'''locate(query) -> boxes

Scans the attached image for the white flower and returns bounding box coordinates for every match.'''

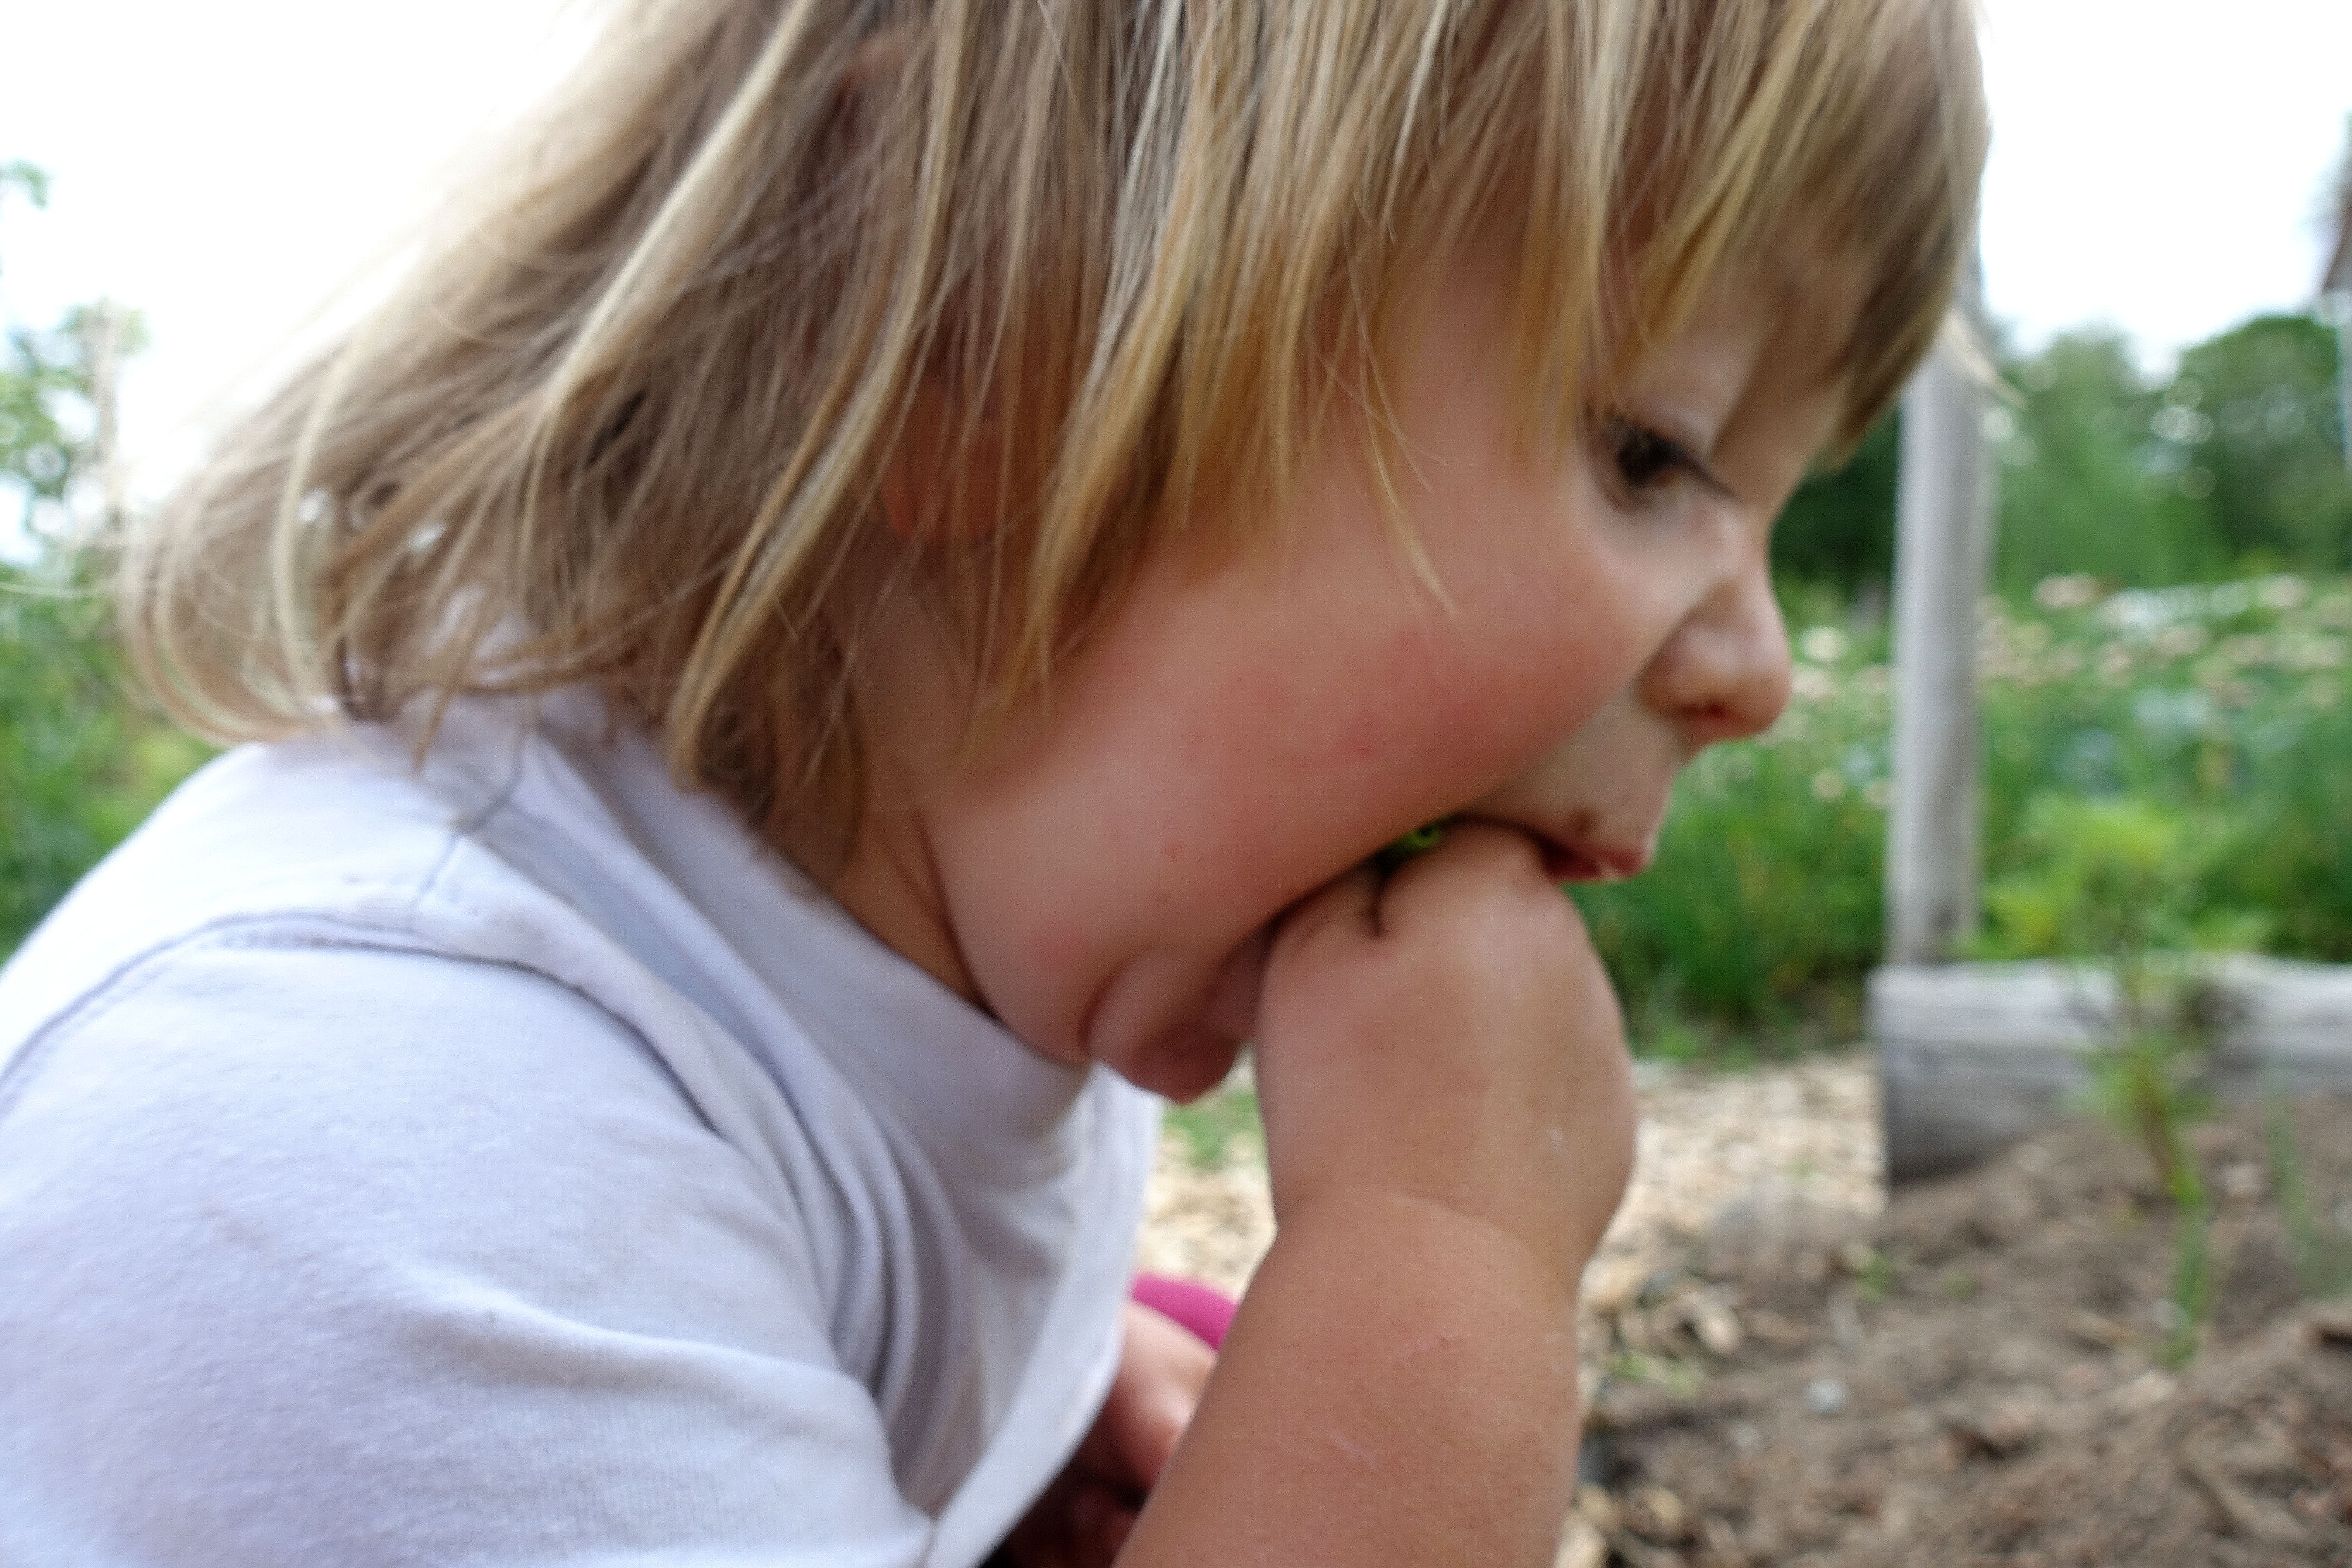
[1790,667,1838,704]
[2154,625,2209,660]
[2219,635,2271,668]
[2259,575,2310,612]
[1798,625,1850,664]
[2034,573,2102,612]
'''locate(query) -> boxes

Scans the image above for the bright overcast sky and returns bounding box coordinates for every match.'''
[3,0,2350,512]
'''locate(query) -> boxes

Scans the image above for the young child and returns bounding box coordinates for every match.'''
[0,2,1984,1562]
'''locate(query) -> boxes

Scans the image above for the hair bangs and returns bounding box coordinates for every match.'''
[1593,0,1988,453]
[123,0,1988,846]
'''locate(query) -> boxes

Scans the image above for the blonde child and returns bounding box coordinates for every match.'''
[0,2,1984,1563]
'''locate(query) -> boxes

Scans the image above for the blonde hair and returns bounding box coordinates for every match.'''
[123,0,1987,844]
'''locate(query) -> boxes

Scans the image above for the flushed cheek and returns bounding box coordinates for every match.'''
[1412,600,1651,773]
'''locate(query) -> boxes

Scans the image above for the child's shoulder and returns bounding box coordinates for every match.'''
[0,695,755,1182]
[0,697,1158,1564]
[0,733,943,1561]
[0,701,725,1213]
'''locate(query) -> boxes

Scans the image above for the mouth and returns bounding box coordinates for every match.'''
[1394,813,1655,884]
[1537,837,1649,884]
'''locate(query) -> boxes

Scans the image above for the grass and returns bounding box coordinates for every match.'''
[1163,1085,1262,1170]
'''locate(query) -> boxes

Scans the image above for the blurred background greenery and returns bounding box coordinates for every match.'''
[1,160,208,957]
[5,148,2352,1054]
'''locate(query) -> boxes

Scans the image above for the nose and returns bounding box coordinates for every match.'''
[1637,551,1791,749]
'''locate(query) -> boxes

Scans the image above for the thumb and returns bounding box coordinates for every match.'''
[1268,860,1381,968]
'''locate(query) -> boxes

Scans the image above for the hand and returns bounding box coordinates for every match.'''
[1098,828,1634,1567]
[997,1300,1216,1568]
[1251,822,1635,1301]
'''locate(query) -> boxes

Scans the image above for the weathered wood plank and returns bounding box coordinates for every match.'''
[1873,958,2352,1182]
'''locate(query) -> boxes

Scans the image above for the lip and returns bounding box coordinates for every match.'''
[1539,838,1650,883]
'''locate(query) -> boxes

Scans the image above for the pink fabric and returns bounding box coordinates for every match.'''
[1130,1274,1236,1351]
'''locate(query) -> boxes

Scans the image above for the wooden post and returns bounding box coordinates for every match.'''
[2332,295,2351,481]
[2337,305,2351,479]
[1884,257,1995,964]
[76,299,126,541]
[2328,196,2351,477]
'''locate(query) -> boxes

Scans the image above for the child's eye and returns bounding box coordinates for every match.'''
[1599,415,1702,502]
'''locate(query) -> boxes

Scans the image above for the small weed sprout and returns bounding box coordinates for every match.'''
[2264,1085,2352,1301]
[1850,1246,1896,1303]
[1976,798,2254,1360]
[1980,800,2226,1193]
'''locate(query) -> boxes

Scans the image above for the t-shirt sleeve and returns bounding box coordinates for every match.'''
[0,937,937,1568]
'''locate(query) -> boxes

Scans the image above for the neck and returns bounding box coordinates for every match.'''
[770,585,986,1010]
[816,790,980,1007]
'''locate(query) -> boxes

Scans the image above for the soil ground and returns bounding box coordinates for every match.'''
[1137,1058,2352,1568]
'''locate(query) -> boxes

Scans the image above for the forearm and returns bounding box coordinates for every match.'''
[1115,1194,1583,1568]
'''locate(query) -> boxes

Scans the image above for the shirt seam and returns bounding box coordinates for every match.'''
[0,827,467,1130]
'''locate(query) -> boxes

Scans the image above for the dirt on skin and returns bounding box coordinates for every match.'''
[1138,1065,2352,1568]
[1577,1097,2352,1568]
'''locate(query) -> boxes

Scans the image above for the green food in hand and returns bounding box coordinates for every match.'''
[1378,819,1452,870]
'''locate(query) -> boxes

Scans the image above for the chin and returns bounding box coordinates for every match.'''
[1114,1027,1247,1104]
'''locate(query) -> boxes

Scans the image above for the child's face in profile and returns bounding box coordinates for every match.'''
[842,255,1855,1100]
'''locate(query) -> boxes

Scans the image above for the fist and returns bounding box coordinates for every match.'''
[1250,823,1635,1298]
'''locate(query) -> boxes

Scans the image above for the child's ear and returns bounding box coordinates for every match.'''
[878,380,1009,545]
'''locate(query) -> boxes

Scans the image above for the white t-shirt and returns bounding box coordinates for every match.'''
[0,690,1160,1567]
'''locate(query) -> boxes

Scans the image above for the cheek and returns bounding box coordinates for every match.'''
[1399,531,1663,764]
[937,447,1662,1065]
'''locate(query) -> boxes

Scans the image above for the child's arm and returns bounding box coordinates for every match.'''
[1121,824,1635,1566]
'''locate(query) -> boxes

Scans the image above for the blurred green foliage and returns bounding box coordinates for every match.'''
[1,159,82,511]
[1772,413,1902,589]
[1574,704,1885,1041]
[1587,574,2352,1043]
[0,563,210,954]
[1771,314,2352,598]
[2171,315,2352,570]
[1996,332,2229,589]
[1973,797,2267,964]
[1694,286,2352,1050]
[1,162,205,960]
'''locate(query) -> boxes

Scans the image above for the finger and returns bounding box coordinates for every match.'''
[1269,858,1381,959]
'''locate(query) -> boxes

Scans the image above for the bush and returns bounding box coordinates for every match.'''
[0,560,208,957]
[1574,617,1890,1040]
[1760,316,2352,600]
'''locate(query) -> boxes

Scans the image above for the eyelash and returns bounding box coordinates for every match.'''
[1599,416,1703,503]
